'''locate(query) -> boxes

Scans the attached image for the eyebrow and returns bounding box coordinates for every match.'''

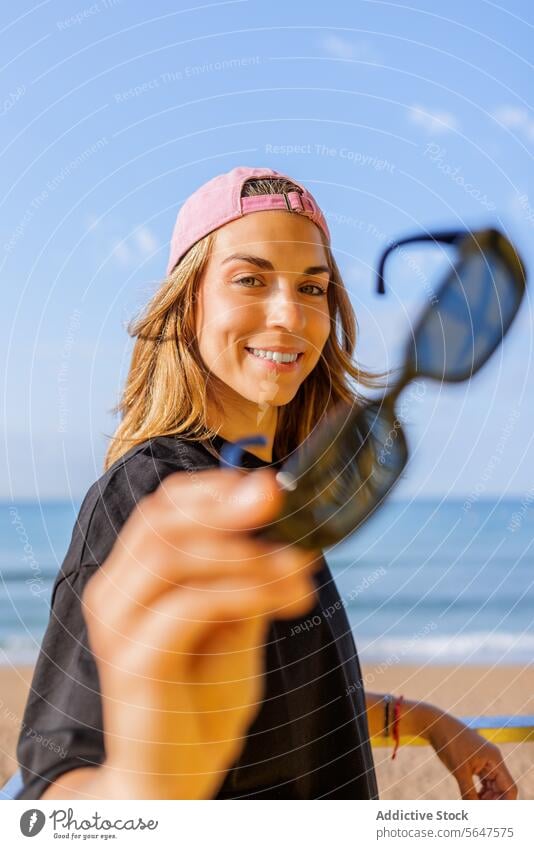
[221,253,330,276]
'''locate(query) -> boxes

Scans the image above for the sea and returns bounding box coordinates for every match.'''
[1,497,533,666]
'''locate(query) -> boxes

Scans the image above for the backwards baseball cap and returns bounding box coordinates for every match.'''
[166,165,331,276]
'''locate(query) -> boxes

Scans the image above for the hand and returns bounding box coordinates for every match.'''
[417,705,518,800]
[82,466,322,799]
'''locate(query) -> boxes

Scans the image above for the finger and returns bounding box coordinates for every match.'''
[493,767,518,800]
[84,533,320,636]
[94,572,317,675]
[478,778,499,800]
[88,465,319,602]
[95,580,272,678]
[84,532,307,623]
[105,468,280,575]
[455,770,478,800]
[193,616,271,742]
[140,572,318,653]
[478,759,518,800]
[167,569,318,623]
[106,614,271,761]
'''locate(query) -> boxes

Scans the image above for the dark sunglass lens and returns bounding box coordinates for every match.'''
[259,403,407,548]
[412,246,521,381]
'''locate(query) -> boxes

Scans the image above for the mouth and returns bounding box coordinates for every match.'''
[244,346,304,371]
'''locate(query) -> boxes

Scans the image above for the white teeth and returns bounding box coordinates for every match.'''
[248,348,299,363]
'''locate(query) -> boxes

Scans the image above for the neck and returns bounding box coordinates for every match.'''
[207,392,278,463]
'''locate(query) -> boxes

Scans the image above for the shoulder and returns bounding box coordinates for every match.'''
[60,436,219,578]
[89,434,219,508]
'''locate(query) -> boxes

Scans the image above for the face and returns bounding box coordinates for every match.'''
[194,211,332,412]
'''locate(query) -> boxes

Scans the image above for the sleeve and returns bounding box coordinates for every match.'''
[15,566,104,799]
[15,464,140,800]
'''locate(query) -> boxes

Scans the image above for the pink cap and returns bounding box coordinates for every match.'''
[166,165,331,276]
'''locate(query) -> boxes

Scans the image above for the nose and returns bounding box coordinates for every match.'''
[264,282,306,334]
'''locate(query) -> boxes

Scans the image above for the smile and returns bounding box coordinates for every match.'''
[245,347,304,370]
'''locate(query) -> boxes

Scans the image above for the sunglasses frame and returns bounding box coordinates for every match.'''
[385,228,527,387]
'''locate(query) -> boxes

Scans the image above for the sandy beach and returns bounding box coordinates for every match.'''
[0,665,34,792]
[0,663,532,799]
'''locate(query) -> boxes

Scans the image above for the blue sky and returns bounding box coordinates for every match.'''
[1,0,533,499]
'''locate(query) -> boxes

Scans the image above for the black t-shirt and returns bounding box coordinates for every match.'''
[16,435,378,799]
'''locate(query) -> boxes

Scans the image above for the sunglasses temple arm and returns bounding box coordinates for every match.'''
[218,435,268,470]
[376,230,463,295]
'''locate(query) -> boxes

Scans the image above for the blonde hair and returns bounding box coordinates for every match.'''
[104,177,384,470]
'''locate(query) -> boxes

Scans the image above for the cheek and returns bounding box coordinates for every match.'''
[195,290,227,351]
[311,308,332,355]
[196,299,247,369]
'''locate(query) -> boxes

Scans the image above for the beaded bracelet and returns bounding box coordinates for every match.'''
[391,695,404,760]
[383,694,393,738]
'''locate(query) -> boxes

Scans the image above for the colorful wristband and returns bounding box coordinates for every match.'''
[391,695,404,760]
[383,694,393,738]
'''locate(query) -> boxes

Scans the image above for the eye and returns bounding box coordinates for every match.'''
[234,275,264,288]
[300,283,328,296]
[233,276,327,295]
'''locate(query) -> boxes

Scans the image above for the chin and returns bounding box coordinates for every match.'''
[255,383,302,405]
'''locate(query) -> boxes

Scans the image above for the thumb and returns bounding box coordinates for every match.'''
[234,466,281,501]
[216,469,284,530]
[158,467,284,533]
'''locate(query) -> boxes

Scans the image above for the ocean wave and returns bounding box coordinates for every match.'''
[2,631,533,668]
[0,634,41,666]
[345,596,532,613]
[358,631,534,664]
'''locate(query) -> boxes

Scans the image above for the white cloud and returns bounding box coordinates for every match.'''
[135,225,159,256]
[320,35,382,64]
[86,215,159,267]
[492,105,534,142]
[408,104,460,135]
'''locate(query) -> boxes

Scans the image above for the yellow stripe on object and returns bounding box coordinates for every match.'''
[371,716,534,747]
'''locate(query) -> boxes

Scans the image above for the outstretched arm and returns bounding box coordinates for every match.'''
[365,691,517,800]
[39,467,320,800]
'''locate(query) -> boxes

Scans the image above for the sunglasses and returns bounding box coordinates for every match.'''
[220,228,527,550]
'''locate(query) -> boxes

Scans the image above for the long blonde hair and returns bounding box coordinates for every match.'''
[104,177,383,470]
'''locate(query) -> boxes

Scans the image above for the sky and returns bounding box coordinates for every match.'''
[1,0,533,500]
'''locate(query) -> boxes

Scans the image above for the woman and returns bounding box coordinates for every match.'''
[16,167,516,800]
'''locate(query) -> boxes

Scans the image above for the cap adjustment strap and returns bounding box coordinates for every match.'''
[284,190,305,212]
